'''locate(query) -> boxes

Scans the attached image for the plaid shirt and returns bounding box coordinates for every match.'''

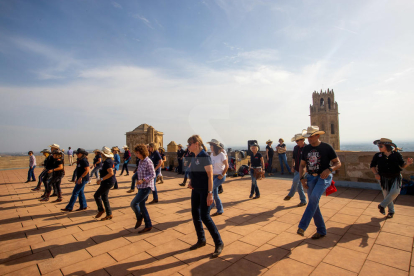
[135,157,156,191]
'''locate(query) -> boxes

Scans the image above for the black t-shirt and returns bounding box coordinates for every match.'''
[293,144,306,172]
[150,151,161,173]
[76,158,90,182]
[266,145,274,158]
[177,149,185,158]
[93,154,102,167]
[301,142,337,175]
[370,151,404,178]
[100,159,115,184]
[45,156,55,170]
[52,159,64,175]
[250,152,263,167]
[190,150,212,190]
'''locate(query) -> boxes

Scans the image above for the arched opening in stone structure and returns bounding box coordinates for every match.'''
[331,123,335,134]
[328,98,331,109]
[320,98,324,107]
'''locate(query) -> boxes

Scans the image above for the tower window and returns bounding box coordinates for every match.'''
[320,98,324,107]
[328,98,331,109]
[331,124,335,134]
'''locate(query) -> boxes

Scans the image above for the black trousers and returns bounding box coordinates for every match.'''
[72,168,77,182]
[35,170,47,189]
[191,189,223,246]
[177,158,183,174]
[94,182,114,216]
[121,163,129,175]
[42,172,52,192]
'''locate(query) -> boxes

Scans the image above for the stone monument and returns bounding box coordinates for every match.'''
[125,124,164,150]
[167,141,178,153]
[309,88,340,150]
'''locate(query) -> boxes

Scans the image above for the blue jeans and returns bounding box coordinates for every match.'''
[288,172,307,204]
[250,169,260,196]
[380,178,401,214]
[130,173,138,190]
[298,174,332,235]
[211,175,226,214]
[28,166,36,181]
[278,154,291,173]
[90,166,100,178]
[152,170,159,201]
[130,187,152,228]
[65,179,88,211]
[191,189,223,246]
[184,167,191,178]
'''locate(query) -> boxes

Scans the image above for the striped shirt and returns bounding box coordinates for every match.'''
[135,157,156,191]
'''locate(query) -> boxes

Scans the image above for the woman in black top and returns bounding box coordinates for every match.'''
[95,147,115,221]
[187,135,224,258]
[40,150,64,202]
[276,138,291,175]
[370,138,413,218]
[249,142,264,199]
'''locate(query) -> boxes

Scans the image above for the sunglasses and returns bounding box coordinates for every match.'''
[378,145,384,148]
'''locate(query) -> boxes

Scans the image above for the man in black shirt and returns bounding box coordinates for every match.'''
[297,126,341,239]
[370,138,413,217]
[265,139,274,175]
[177,144,185,174]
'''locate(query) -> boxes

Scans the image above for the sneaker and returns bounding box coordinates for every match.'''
[211,212,223,217]
[126,189,135,193]
[297,228,305,236]
[284,196,292,201]
[148,200,158,204]
[253,195,260,199]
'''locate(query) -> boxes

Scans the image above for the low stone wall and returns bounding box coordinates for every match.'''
[2,151,413,183]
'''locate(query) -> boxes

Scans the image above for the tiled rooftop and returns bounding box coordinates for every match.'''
[0,167,413,275]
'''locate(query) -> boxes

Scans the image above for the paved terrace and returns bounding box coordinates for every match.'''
[0,167,413,276]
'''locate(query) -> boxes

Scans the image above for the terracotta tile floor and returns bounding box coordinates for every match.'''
[0,167,413,275]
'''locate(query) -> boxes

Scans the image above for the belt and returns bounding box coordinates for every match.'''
[311,173,319,176]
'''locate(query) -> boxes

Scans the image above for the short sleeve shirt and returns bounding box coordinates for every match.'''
[211,152,227,175]
[149,151,161,173]
[76,158,90,182]
[266,145,274,158]
[100,159,115,184]
[190,150,212,190]
[250,152,263,167]
[301,142,337,175]
[370,151,404,178]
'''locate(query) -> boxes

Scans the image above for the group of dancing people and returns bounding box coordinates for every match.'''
[28,126,413,257]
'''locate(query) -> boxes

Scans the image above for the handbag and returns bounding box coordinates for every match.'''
[253,168,265,180]
[326,180,337,196]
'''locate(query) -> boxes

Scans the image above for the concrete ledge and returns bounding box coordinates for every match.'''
[334,180,381,190]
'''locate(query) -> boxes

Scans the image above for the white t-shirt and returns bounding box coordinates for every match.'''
[211,152,227,175]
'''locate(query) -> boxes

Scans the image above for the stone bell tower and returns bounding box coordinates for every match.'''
[310,88,340,150]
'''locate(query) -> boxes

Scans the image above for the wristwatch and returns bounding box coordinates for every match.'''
[208,191,213,194]
[328,167,333,172]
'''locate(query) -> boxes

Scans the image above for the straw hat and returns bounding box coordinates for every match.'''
[177,144,183,148]
[93,149,101,153]
[111,146,120,152]
[266,139,273,144]
[40,149,50,154]
[291,133,306,142]
[122,145,129,149]
[207,139,222,148]
[101,147,114,158]
[302,126,325,138]
[373,138,397,148]
[49,143,60,149]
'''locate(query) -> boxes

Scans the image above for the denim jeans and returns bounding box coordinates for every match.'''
[113,169,118,189]
[191,189,223,246]
[380,178,401,214]
[28,166,36,181]
[65,179,88,210]
[267,157,273,173]
[287,172,307,204]
[250,169,260,197]
[298,174,332,235]
[94,182,114,216]
[184,167,190,178]
[130,173,138,190]
[278,153,291,173]
[35,170,46,189]
[211,175,226,214]
[130,187,152,228]
[90,166,100,178]
[152,170,160,201]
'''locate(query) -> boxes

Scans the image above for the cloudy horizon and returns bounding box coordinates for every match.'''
[1,0,413,152]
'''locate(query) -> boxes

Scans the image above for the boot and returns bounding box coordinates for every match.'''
[159,176,164,184]
[53,193,62,202]
[50,192,58,197]
[179,176,187,186]
[156,176,160,183]
[40,192,51,201]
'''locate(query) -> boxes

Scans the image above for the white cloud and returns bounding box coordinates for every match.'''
[132,14,154,29]
[111,1,122,9]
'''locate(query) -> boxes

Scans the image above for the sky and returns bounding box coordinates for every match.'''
[0,0,413,153]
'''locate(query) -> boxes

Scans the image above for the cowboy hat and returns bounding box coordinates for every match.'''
[266,139,273,144]
[40,149,51,154]
[93,149,101,153]
[122,145,129,149]
[207,139,222,148]
[373,138,397,148]
[291,133,306,142]
[111,146,120,152]
[101,146,114,158]
[177,144,183,148]
[302,126,325,138]
[49,143,60,149]
[51,149,63,155]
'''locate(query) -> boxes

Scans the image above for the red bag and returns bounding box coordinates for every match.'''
[326,180,337,196]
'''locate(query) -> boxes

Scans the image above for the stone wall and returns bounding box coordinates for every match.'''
[2,152,413,183]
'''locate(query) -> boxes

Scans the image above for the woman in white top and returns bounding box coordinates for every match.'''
[207,139,228,216]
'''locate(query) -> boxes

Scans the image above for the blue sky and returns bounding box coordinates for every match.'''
[0,0,413,152]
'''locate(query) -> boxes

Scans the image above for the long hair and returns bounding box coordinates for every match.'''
[187,135,207,151]
[148,142,158,152]
[211,144,221,155]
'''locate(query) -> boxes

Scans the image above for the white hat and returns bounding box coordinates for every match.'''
[122,145,129,149]
[101,146,114,158]
[207,139,223,148]
[291,133,306,142]
[302,126,325,138]
[49,143,60,149]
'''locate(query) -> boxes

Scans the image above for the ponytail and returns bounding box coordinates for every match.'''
[201,143,207,151]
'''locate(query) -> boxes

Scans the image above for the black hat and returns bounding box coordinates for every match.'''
[76,148,87,155]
